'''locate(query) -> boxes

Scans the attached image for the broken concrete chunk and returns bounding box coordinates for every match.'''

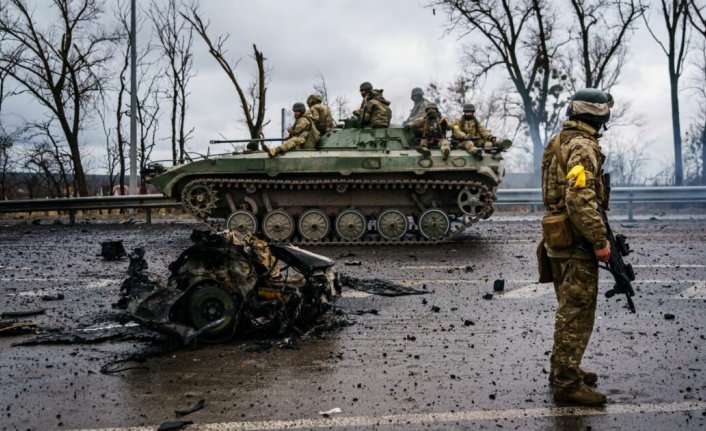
[101,240,127,260]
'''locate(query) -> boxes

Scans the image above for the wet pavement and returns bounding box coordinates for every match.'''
[1,214,705,430]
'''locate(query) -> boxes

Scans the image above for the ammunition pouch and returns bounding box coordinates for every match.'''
[536,238,553,283]
[541,212,574,249]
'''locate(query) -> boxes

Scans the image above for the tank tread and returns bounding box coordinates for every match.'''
[180,177,495,245]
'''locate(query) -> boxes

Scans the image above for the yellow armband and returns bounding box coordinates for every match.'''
[567,165,586,188]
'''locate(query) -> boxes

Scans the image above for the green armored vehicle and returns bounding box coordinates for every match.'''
[145,125,510,244]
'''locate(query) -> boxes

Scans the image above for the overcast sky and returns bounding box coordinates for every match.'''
[3,0,704,179]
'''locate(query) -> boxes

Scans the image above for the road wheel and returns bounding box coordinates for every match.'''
[377,209,408,240]
[262,209,295,242]
[298,209,330,242]
[418,208,450,240]
[335,209,366,241]
[187,282,240,343]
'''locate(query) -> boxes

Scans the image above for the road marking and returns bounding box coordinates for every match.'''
[673,281,706,299]
[340,290,372,298]
[633,264,706,268]
[69,400,706,431]
[402,264,706,270]
[501,283,553,298]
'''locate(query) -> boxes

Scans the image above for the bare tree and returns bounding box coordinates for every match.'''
[135,75,160,193]
[331,95,350,121]
[182,6,269,139]
[567,0,646,90]
[432,0,567,178]
[313,71,329,105]
[150,0,194,165]
[602,136,650,185]
[22,120,74,198]
[685,40,706,184]
[0,0,117,196]
[644,0,691,185]
[97,107,119,194]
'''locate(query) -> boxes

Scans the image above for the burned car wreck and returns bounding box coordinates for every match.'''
[119,230,339,345]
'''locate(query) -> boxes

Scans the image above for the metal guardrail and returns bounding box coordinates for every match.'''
[0,187,705,224]
[496,186,706,221]
[496,186,706,204]
[0,194,180,224]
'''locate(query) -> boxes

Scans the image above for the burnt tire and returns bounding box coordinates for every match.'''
[187,282,240,342]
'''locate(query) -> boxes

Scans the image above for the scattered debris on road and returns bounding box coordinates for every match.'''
[338,274,429,296]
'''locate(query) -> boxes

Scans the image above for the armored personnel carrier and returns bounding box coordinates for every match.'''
[145,125,510,244]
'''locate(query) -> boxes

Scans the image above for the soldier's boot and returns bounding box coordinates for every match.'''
[441,147,450,160]
[416,146,431,157]
[553,384,607,407]
[468,147,483,160]
[581,370,598,385]
[261,143,278,158]
[549,369,598,385]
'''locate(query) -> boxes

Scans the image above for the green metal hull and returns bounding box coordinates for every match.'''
[146,126,508,243]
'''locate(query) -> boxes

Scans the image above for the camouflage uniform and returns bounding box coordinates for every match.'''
[269,113,320,156]
[353,90,392,127]
[452,117,496,154]
[406,98,430,124]
[306,94,335,134]
[541,119,607,393]
[409,114,451,157]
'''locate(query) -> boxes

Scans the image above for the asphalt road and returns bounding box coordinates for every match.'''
[1,214,705,430]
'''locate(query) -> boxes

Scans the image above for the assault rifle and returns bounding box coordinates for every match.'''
[600,173,636,313]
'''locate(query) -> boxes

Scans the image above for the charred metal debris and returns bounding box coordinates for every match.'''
[118,230,340,346]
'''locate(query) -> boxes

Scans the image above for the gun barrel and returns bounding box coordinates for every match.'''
[210,138,285,144]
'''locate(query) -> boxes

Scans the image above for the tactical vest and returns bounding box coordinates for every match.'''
[302,115,320,150]
[541,129,605,211]
[458,117,481,134]
[422,118,447,139]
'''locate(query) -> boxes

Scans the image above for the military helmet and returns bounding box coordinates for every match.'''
[359,82,373,91]
[463,103,476,113]
[306,94,322,106]
[425,102,438,111]
[292,102,306,113]
[411,87,424,97]
[566,88,613,125]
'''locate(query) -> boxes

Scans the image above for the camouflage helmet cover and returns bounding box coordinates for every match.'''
[411,87,424,97]
[292,102,306,112]
[566,88,613,125]
[359,81,373,91]
[463,103,476,112]
[425,102,438,111]
[306,94,322,106]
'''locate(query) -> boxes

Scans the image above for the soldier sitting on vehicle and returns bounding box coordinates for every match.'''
[352,81,392,128]
[262,102,320,158]
[403,87,431,126]
[306,94,335,134]
[452,103,497,160]
[407,103,451,160]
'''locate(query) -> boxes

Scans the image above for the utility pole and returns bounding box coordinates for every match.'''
[129,0,137,195]
[281,108,285,139]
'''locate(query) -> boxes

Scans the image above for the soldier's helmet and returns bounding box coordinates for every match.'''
[463,103,476,113]
[359,82,373,91]
[307,94,322,107]
[411,87,424,97]
[292,102,306,113]
[566,88,614,125]
[425,102,438,112]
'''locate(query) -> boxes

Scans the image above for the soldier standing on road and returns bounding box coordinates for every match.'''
[262,102,319,158]
[452,103,497,159]
[404,87,430,126]
[538,88,614,406]
[353,82,392,128]
[306,94,335,134]
[407,103,451,160]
